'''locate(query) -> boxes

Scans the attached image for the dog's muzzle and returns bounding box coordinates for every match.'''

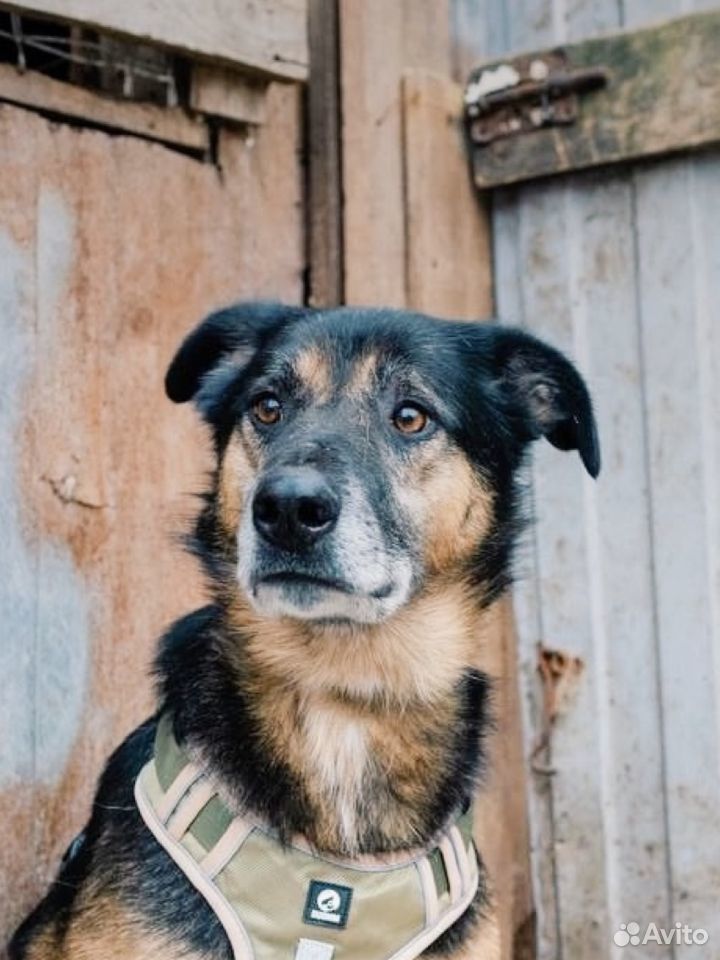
[238,466,414,624]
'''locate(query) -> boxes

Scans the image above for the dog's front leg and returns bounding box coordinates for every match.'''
[431,907,501,960]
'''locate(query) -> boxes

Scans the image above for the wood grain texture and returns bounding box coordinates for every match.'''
[632,152,720,946]
[0,81,303,942]
[190,65,268,126]
[339,0,408,307]
[468,9,720,188]
[339,0,454,307]
[487,0,720,955]
[402,70,492,319]
[2,0,309,81]
[338,5,532,953]
[0,63,209,150]
[307,0,343,306]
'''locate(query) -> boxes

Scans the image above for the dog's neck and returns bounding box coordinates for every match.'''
[159,585,492,855]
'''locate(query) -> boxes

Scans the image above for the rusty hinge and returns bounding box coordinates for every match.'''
[464,50,607,146]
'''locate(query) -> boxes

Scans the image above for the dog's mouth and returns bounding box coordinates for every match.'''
[253,571,394,600]
[257,571,352,593]
[247,569,402,623]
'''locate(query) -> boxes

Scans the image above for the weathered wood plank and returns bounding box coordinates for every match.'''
[489,2,687,954]
[402,70,492,318]
[567,174,670,941]
[515,183,617,960]
[0,63,209,150]
[450,0,507,82]
[339,0,407,307]
[307,0,343,307]
[339,0,454,307]
[190,65,267,126]
[482,0,720,953]
[633,154,720,949]
[2,0,309,81]
[493,187,562,960]
[467,10,720,188]
[0,108,41,921]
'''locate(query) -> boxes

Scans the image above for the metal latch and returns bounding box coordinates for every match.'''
[464,50,607,146]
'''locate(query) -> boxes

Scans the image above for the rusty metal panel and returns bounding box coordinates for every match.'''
[467,0,720,956]
[0,82,303,938]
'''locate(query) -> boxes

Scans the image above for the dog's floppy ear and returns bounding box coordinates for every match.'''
[165,301,308,414]
[493,327,600,478]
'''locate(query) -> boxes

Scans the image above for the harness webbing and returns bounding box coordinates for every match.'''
[135,714,479,960]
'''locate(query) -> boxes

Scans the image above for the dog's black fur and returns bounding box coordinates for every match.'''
[10,303,598,959]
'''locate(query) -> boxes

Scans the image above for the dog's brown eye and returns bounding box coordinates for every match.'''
[393,404,429,435]
[253,394,282,425]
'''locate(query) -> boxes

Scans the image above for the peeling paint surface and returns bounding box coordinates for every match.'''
[0,228,35,786]
[34,189,92,786]
[0,205,91,791]
[0,80,304,938]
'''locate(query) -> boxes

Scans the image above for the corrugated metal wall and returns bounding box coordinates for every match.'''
[474,0,720,957]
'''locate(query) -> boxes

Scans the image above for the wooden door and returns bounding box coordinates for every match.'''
[460,1,720,957]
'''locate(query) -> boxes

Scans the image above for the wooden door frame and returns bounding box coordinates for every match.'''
[307,4,534,956]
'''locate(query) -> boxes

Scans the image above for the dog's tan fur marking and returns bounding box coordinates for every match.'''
[217,430,261,537]
[234,671,460,851]
[299,699,368,847]
[447,905,501,960]
[229,577,480,704]
[222,577,491,853]
[23,896,201,960]
[393,440,494,575]
[293,346,333,402]
[345,351,379,397]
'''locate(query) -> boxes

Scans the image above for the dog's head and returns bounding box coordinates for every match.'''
[167,303,599,627]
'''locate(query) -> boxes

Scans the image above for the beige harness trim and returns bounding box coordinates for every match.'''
[135,724,480,960]
[200,817,255,879]
[135,766,255,960]
[449,825,474,895]
[167,779,218,840]
[415,856,439,927]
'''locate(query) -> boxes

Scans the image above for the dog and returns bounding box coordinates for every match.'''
[10,302,599,960]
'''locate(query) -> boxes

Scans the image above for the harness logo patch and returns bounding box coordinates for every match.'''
[303,880,353,929]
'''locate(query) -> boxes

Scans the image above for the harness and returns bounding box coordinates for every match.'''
[134,714,479,960]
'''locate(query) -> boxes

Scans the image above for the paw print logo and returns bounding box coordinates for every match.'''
[614,922,641,946]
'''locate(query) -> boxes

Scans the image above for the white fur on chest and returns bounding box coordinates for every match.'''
[301,705,369,849]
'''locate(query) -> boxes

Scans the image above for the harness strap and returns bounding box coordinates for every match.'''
[167,779,218,840]
[135,763,255,960]
[135,716,480,960]
[201,817,256,879]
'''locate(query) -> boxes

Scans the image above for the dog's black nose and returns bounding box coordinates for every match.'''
[253,469,339,549]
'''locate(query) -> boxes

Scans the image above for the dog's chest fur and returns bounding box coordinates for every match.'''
[249,675,485,855]
[300,702,369,848]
